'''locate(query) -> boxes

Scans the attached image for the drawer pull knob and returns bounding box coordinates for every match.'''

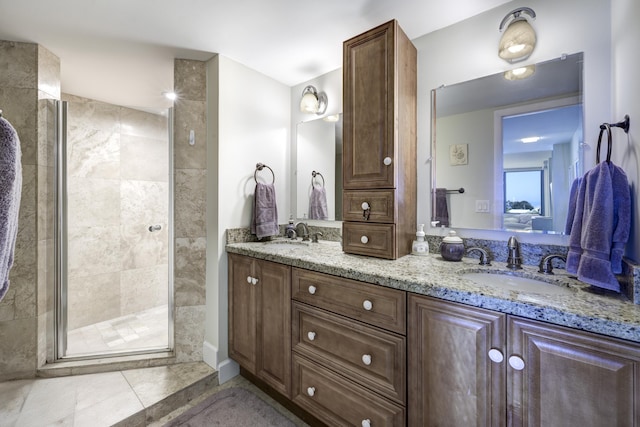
[361,202,370,210]
[360,235,369,244]
[307,386,316,397]
[362,354,372,366]
[251,277,258,285]
[383,156,392,166]
[308,285,316,295]
[362,300,373,311]
[246,276,252,284]
[307,331,316,341]
[508,355,526,371]
[488,349,504,363]
[362,420,371,427]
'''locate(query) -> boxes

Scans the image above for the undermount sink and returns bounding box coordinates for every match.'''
[262,239,310,249]
[462,272,574,296]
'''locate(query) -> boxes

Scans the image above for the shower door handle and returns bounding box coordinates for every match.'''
[148,225,162,232]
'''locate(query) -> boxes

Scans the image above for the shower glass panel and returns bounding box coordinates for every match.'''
[56,97,173,359]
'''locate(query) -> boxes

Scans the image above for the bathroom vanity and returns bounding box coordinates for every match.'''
[226,239,640,426]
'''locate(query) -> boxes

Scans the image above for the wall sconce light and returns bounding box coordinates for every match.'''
[504,64,536,80]
[300,85,328,115]
[498,7,536,63]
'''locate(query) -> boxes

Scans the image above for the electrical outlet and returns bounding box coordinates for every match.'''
[475,200,490,213]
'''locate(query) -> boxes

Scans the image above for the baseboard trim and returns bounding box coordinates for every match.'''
[202,340,239,384]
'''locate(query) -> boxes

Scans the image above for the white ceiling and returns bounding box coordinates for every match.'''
[0,0,512,112]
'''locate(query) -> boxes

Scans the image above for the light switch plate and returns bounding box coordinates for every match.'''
[475,200,490,213]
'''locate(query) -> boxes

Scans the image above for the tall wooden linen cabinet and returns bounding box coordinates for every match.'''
[342,19,417,260]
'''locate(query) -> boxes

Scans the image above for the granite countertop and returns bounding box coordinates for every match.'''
[226,239,640,344]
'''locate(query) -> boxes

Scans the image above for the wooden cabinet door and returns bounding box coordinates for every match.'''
[408,294,506,427]
[255,259,291,397]
[228,253,257,372]
[508,316,640,427]
[343,20,396,189]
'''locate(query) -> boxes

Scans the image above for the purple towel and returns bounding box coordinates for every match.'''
[250,183,279,239]
[435,188,449,227]
[0,117,22,302]
[566,161,630,291]
[309,186,328,220]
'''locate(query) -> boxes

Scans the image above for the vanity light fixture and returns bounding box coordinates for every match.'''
[300,85,328,115]
[504,64,535,80]
[498,7,536,63]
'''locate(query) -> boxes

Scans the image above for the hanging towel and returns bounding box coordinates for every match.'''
[566,161,630,291]
[564,176,581,235]
[0,116,22,302]
[309,186,328,220]
[434,188,450,227]
[250,182,279,239]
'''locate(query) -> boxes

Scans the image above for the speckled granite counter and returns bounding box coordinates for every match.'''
[226,239,640,344]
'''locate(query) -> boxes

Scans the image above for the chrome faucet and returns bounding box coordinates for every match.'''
[294,222,310,241]
[506,236,522,269]
[466,247,491,265]
[538,254,567,275]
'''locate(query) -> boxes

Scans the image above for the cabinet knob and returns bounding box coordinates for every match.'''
[360,235,369,244]
[362,354,372,366]
[251,277,258,285]
[362,420,371,427]
[308,285,316,295]
[383,156,392,166]
[246,276,252,284]
[307,386,316,397]
[488,348,504,363]
[307,331,316,341]
[508,355,526,371]
[362,300,373,311]
[361,201,370,210]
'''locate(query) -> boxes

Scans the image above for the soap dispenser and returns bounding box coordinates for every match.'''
[285,215,295,238]
[412,224,429,256]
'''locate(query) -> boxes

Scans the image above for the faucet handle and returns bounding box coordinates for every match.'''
[311,232,323,243]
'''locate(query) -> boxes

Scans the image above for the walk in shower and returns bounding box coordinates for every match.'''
[55,95,173,359]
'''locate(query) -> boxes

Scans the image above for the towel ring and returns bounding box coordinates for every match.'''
[311,171,325,188]
[596,123,612,164]
[254,162,275,184]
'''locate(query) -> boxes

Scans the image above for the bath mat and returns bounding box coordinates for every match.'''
[163,387,297,426]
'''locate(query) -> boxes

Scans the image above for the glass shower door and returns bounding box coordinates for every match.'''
[56,98,173,358]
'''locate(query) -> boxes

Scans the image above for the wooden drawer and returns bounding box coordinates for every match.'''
[343,190,395,223]
[292,354,405,427]
[343,222,395,259]
[292,268,406,335]
[293,302,406,404]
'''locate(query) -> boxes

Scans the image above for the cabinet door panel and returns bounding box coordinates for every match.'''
[408,295,506,427]
[508,317,640,427]
[255,259,291,397]
[228,253,257,372]
[343,21,395,189]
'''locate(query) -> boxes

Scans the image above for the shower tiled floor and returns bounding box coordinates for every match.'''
[66,305,169,356]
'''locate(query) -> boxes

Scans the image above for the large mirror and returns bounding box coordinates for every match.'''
[295,114,343,221]
[432,52,583,234]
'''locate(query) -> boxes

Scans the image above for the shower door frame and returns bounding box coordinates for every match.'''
[54,100,175,361]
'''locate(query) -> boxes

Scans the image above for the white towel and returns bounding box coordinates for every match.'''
[0,116,22,302]
[309,186,328,220]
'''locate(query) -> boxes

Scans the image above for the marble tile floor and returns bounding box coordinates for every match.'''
[66,306,169,357]
[0,361,220,427]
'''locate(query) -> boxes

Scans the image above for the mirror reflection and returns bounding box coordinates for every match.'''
[432,52,583,234]
[295,114,343,221]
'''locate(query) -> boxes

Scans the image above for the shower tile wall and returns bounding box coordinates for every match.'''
[62,94,169,331]
[0,41,59,380]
